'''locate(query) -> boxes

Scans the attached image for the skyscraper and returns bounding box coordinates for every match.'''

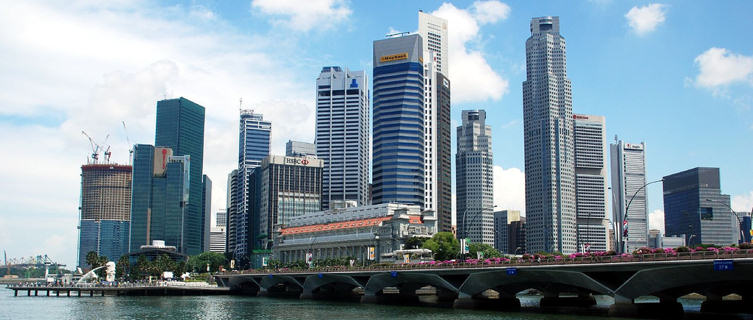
[610,139,648,253]
[523,17,577,254]
[225,169,238,254]
[456,110,494,246]
[202,174,212,253]
[315,66,370,210]
[234,110,271,258]
[259,155,323,249]
[573,114,609,252]
[129,145,190,253]
[372,34,424,207]
[493,210,525,254]
[663,167,736,246]
[78,164,131,267]
[286,140,316,157]
[419,12,452,232]
[155,97,205,255]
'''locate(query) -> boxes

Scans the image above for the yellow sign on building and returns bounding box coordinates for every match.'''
[380,52,408,63]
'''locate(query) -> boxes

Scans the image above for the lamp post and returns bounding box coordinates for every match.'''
[461,204,497,245]
[621,179,663,254]
[705,198,744,244]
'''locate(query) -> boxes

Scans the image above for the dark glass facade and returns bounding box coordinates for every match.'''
[79,220,130,266]
[155,97,205,255]
[663,167,735,246]
[129,144,154,253]
[372,34,424,207]
[436,73,452,233]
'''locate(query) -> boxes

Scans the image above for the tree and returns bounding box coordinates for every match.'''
[421,232,460,261]
[187,252,227,273]
[116,255,130,280]
[468,243,501,258]
[85,251,99,269]
[404,236,426,249]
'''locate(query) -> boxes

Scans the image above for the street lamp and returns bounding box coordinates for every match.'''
[621,179,663,254]
[705,198,744,244]
[461,204,497,244]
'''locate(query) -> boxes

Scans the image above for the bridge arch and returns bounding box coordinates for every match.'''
[301,274,365,300]
[260,275,305,296]
[458,269,613,299]
[362,271,459,301]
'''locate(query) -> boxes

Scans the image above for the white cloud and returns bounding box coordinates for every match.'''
[733,191,753,214]
[251,0,351,32]
[693,47,753,89]
[493,166,525,215]
[470,1,511,24]
[431,1,510,103]
[625,4,667,35]
[648,209,665,233]
[0,1,316,267]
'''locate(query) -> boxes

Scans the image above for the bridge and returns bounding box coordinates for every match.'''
[215,251,753,318]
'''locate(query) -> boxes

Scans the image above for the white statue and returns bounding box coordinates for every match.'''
[105,261,116,282]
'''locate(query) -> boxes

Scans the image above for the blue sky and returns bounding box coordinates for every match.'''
[0,0,751,267]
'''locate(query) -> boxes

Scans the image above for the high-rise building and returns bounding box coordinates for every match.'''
[523,17,577,254]
[233,110,271,258]
[456,110,494,246]
[225,169,238,254]
[372,34,424,207]
[663,167,736,246]
[78,164,132,267]
[315,66,370,210]
[129,145,190,253]
[210,210,226,253]
[259,155,323,249]
[494,210,526,254]
[419,12,452,232]
[201,174,212,253]
[573,114,609,252]
[418,11,448,75]
[610,139,648,253]
[286,140,316,157]
[155,97,205,255]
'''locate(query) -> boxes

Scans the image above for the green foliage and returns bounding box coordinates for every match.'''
[468,243,501,258]
[116,255,130,279]
[404,236,426,249]
[421,232,460,261]
[187,252,227,273]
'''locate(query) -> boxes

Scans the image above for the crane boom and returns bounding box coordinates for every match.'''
[81,130,100,163]
[122,121,133,164]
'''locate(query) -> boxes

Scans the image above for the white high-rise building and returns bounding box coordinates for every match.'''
[418,11,448,75]
[456,110,494,246]
[574,114,609,252]
[611,139,648,253]
[419,11,452,232]
[523,17,577,254]
[315,66,370,210]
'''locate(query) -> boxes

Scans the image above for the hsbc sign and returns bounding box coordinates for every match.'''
[285,157,311,166]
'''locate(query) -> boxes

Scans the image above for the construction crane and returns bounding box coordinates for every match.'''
[101,134,111,163]
[122,121,133,164]
[4,250,9,276]
[81,130,100,163]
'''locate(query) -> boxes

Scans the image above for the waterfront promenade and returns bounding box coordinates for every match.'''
[6,282,229,297]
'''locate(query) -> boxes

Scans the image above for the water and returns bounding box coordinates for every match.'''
[2,288,702,320]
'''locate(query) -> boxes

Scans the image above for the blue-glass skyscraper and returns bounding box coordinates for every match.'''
[154,97,205,255]
[234,110,271,258]
[371,34,424,207]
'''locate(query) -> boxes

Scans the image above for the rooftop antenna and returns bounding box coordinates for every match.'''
[122,121,133,165]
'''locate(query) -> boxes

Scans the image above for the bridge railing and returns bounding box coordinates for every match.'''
[218,249,753,275]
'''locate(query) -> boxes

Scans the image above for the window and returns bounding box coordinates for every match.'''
[700,207,713,220]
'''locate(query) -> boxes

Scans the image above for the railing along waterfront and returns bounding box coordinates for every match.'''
[220,248,753,275]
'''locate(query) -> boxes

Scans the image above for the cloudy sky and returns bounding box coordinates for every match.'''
[1,0,751,267]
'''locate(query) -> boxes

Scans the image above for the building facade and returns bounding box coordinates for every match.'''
[155,97,205,255]
[273,203,437,264]
[78,164,132,267]
[419,11,452,233]
[202,174,212,253]
[234,110,271,258]
[225,169,238,254]
[573,114,609,252]
[493,210,526,254]
[610,139,648,253]
[315,66,370,210]
[259,155,324,249]
[523,17,577,254]
[663,167,736,246]
[372,34,425,207]
[129,145,191,254]
[456,110,494,246]
[286,140,317,157]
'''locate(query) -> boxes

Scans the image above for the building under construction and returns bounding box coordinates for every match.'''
[78,164,132,268]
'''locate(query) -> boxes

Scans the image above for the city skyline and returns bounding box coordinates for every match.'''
[1,1,752,267]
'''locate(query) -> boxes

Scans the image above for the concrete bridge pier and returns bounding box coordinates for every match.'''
[539,290,596,310]
[452,293,520,311]
[608,296,683,319]
[701,293,751,314]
